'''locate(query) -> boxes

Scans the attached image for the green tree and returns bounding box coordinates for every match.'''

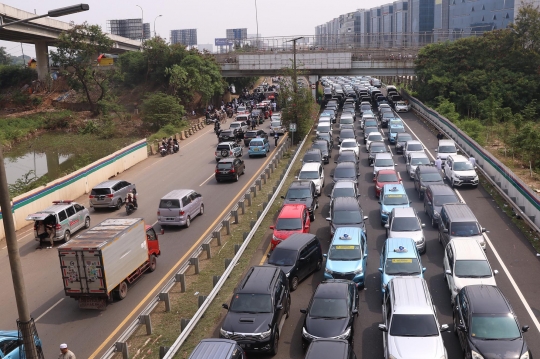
[0,47,11,65]
[141,92,185,129]
[50,22,114,115]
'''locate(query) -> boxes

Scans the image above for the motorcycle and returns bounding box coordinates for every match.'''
[125,201,137,215]
[159,144,167,157]
[173,142,179,153]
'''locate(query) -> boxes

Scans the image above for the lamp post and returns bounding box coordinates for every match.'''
[136,5,144,41]
[0,4,89,28]
[154,15,162,38]
[286,37,304,94]
[254,0,259,49]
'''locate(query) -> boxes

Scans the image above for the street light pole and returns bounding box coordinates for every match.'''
[153,15,162,38]
[287,37,303,94]
[136,5,144,41]
[0,4,89,28]
[254,0,259,49]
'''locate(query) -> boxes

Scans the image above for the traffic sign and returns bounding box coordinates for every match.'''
[310,84,316,89]
[289,123,297,132]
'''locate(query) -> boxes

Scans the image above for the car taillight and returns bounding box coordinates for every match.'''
[230,168,235,173]
[55,224,62,230]
[215,169,219,173]
[89,195,95,198]
[229,151,233,155]
[180,210,185,215]
[157,210,160,215]
[106,194,114,198]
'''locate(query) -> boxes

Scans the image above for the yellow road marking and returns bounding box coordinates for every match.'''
[260,244,271,265]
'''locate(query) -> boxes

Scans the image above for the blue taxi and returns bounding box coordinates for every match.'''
[248,137,270,157]
[323,227,368,288]
[379,184,410,225]
[378,237,425,294]
[388,124,405,144]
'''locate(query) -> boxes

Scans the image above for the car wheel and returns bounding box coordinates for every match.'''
[199,204,204,216]
[63,230,71,243]
[424,203,428,215]
[185,216,191,228]
[148,254,157,272]
[248,155,252,158]
[438,231,442,243]
[316,259,322,271]
[216,178,221,183]
[115,281,128,300]
[453,312,459,335]
[270,330,279,356]
[239,150,243,157]
[285,295,291,318]
[310,213,315,221]
[235,173,239,182]
[432,216,437,228]
[451,179,455,188]
[264,151,267,157]
[116,199,122,210]
[84,217,91,229]
[290,276,299,291]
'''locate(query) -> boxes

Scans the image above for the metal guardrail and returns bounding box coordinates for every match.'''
[99,135,296,359]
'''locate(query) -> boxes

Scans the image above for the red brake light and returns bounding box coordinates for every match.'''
[215,169,219,173]
[106,194,114,198]
[157,210,160,215]
[180,210,185,215]
[229,151,233,155]
[89,195,95,198]
[55,224,62,230]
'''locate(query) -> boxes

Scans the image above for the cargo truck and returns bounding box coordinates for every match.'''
[58,218,160,309]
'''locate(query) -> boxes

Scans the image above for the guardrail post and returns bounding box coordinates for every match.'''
[250,220,256,229]
[190,257,200,274]
[280,173,284,181]
[239,200,245,214]
[175,273,186,293]
[257,210,262,219]
[262,173,266,185]
[243,232,249,242]
[139,314,153,335]
[213,275,221,287]
[159,346,170,359]
[158,292,171,312]
[234,243,241,254]
[245,193,252,206]
[213,231,222,246]
[180,318,190,332]
[268,193,273,202]
[256,179,262,190]
[202,243,212,259]
[198,295,207,308]
[225,258,232,269]
[115,342,129,359]
[223,219,231,235]
[262,202,267,210]
[232,210,239,224]
[251,185,257,197]
[266,168,271,178]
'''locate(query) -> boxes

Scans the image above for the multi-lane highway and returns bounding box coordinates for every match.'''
[213,97,540,358]
[0,116,286,359]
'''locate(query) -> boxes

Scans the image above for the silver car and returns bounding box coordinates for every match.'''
[89,180,136,210]
[403,140,425,159]
[406,152,430,179]
[385,207,426,254]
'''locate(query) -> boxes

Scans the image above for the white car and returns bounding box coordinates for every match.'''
[435,139,458,167]
[297,162,325,196]
[403,140,425,159]
[229,121,248,133]
[373,153,396,175]
[385,207,426,254]
[338,139,360,157]
[271,113,281,121]
[394,100,411,112]
[406,152,431,179]
[366,131,384,149]
[270,120,285,135]
[443,155,479,187]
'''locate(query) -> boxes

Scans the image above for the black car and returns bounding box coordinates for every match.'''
[282,181,318,221]
[395,133,413,154]
[243,129,268,146]
[335,151,359,168]
[251,109,264,124]
[219,129,241,143]
[454,285,530,359]
[368,142,389,166]
[215,158,246,182]
[303,149,324,166]
[220,266,290,355]
[337,129,356,145]
[413,165,444,199]
[332,162,359,185]
[326,196,368,236]
[424,184,460,227]
[316,133,334,150]
[267,233,323,291]
[311,140,330,164]
[301,280,358,349]
[305,339,356,359]
[380,112,398,128]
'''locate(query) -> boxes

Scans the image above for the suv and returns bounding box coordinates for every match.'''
[413,165,444,199]
[443,155,479,188]
[403,140,424,159]
[395,133,413,154]
[27,200,91,244]
[297,162,325,196]
[368,142,389,166]
[188,339,245,359]
[406,152,431,179]
[282,181,318,221]
[373,153,396,176]
[311,140,330,164]
[270,204,311,250]
[437,203,486,249]
[215,142,243,162]
[243,129,267,146]
[218,129,240,143]
[220,266,290,355]
[424,184,460,227]
[385,207,426,254]
[229,120,248,133]
[379,184,411,225]
[89,180,136,210]
[215,158,245,182]
[332,162,359,185]
[326,196,368,236]
[435,139,457,166]
[302,148,324,166]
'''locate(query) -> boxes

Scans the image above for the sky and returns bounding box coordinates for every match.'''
[1,0,392,58]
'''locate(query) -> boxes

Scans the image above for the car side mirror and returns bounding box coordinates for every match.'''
[435,149,438,152]
[323,253,328,258]
[445,269,452,275]
[300,309,307,314]
[280,195,285,199]
[334,160,338,163]
[494,269,499,275]
[409,201,412,204]
[378,267,383,273]
[370,163,374,167]
[482,228,487,233]
[327,194,331,197]
[443,229,448,233]
[421,223,426,228]
[378,201,381,204]
[384,224,389,228]
[440,324,449,332]
[522,325,530,332]
[222,303,229,310]
[295,176,298,179]
[378,324,387,332]
[326,217,331,221]
[269,226,274,229]
[422,267,427,273]
[457,324,466,332]
[427,201,432,205]
[352,309,358,315]
[267,253,271,258]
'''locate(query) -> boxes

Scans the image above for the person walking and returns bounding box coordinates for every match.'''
[434,156,443,171]
[58,343,76,359]
[274,132,279,147]
[469,155,476,167]
[45,220,55,249]
[436,131,444,140]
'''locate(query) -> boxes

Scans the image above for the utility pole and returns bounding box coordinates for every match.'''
[286,37,303,145]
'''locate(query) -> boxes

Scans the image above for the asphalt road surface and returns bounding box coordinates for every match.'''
[0,116,285,359]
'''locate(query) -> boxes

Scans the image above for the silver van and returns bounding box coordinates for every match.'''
[89,180,136,210]
[437,203,486,249]
[157,189,204,227]
[435,139,457,166]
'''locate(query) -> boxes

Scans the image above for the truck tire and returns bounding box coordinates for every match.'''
[148,255,157,272]
[115,281,128,300]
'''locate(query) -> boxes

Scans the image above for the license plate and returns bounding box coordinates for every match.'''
[78,297,107,310]
[254,148,259,151]
[166,217,175,221]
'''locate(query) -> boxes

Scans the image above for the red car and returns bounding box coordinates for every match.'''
[373,169,402,197]
[269,204,311,250]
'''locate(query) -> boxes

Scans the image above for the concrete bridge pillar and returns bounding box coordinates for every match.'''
[35,40,49,81]
[309,75,318,101]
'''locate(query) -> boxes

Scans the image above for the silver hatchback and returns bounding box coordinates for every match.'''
[89,180,136,210]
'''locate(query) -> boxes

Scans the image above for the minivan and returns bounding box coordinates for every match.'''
[89,180,136,210]
[437,203,486,249]
[424,184,460,227]
[157,189,204,227]
[305,339,356,359]
[435,139,457,166]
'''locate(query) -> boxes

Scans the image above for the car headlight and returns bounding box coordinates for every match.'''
[272,235,280,242]
[325,267,333,274]
[220,328,229,338]
[389,355,398,359]
[418,237,425,244]
[454,174,461,179]
[433,211,440,218]
[421,185,426,190]
[396,144,402,148]
[354,267,364,274]
[382,283,387,290]
[471,350,484,359]
[520,352,530,359]
[302,327,315,339]
[376,185,382,190]
[285,272,290,278]
[259,328,272,340]
[382,210,390,215]
[334,327,351,340]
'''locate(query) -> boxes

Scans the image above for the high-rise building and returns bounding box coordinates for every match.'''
[170,29,198,46]
[107,19,150,40]
[226,28,248,40]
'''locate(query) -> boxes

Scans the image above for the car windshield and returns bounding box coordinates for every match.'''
[329,244,362,260]
[361,105,371,111]
[286,188,311,199]
[455,260,492,278]
[246,132,258,138]
[313,143,327,153]
[451,221,481,236]
[390,127,405,133]
[411,157,430,166]
[334,168,356,178]
[375,159,394,167]
[220,131,233,136]
[237,107,246,112]
[341,131,355,139]
[91,188,111,195]
[317,135,331,143]
[341,142,356,148]
[299,171,319,180]
[230,123,240,128]
[271,121,281,127]
[420,173,442,182]
[333,187,356,198]
[318,125,331,132]
[341,118,353,124]
[276,218,302,230]
[251,141,264,146]
[390,314,439,337]
[369,134,384,141]
[398,135,413,143]
[378,173,399,182]
[365,121,377,127]
[371,145,386,153]
[333,210,363,224]
[383,194,409,205]
[338,153,357,163]
[268,248,298,266]
[365,128,378,135]
[385,258,421,275]
[229,293,272,313]
[304,153,321,162]
[396,101,407,106]
[438,145,456,153]
[407,144,423,151]
[454,162,475,171]
[310,298,348,318]
[470,315,521,340]
[216,163,233,169]
[433,195,458,206]
[391,217,420,231]
[159,199,180,208]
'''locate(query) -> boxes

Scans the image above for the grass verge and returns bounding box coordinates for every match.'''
[0,110,73,145]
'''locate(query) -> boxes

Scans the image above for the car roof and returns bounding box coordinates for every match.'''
[314,280,350,299]
[417,165,438,173]
[383,184,406,194]
[377,169,398,176]
[370,142,386,148]
[386,238,418,259]
[392,207,416,217]
[306,148,322,154]
[438,139,456,146]
[441,203,476,220]
[409,152,429,158]
[279,204,307,218]
[93,180,122,188]
[375,153,392,159]
[189,339,239,359]
[341,138,356,143]
[406,140,422,145]
[333,196,361,210]
[464,285,511,314]
[161,189,193,199]
[289,180,314,189]
[332,227,364,245]
[340,129,355,134]
[368,132,383,137]
[448,154,469,162]
[335,162,356,169]
[217,158,236,163]
[238,266,280,294]
[397,133,412,138]
[450,238,486,260]
[40,201,78,213]
[305,339,350,359]
[390,277,432,315]
[427,184,455,195]
[301,162,322,171]
[275,233,318,250]
[217,141,235,145]
[333,180,356,189]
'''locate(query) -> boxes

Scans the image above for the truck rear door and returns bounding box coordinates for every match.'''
[59,249,106,296]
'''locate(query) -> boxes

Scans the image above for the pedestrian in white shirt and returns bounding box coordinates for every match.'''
[434,156,442,170]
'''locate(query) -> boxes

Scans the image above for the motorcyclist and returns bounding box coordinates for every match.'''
[214,121,221,133]
[167,137,174,154]
[126,189,138,209]
[173,138,179,152]
[274,132,279,146]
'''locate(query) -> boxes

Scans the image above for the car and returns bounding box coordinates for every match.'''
[403,140,425,159]
[302,148,324,166]
[229,120,248,133]
[443,154,479,187]
[437,203,487,249]
[27,200,91,245]
[89,180,136,210]
[315,132,334,150]
[367,142,389,166]
[157,189,204,227]
[236,105,248,114]
[406,152,431,179]
[248,137,270,157]
[271,113,281,121]
[243,129,268,146]
[270,204,311,250]
[282,181,318,221]
[379,184,411,225]
[215,158,246,182]
[359,103,372,116]
[338,139,360,157]
[220,266,290,355]
[316,122,332,136]
[423,184,460,227]
[0,330,44,359]
[362,118,378,130]
[379,238,426,294]
[297,162,325,195]
[300,280,358,348]
[394,100,411,112]
[311,140,330,164]
[435,139,458,166]
[335,151,359,168]
[385,207,426,254]
[339,124,354,131]
[366,131,384,148]
[327,196,368,236]
[339,115,354,130]
[387,124,405,144]
[388,118,404,128]
[414,165,444,199]
[304,339,356,359]
[362,127,379,144]
[378,109,393,126]
[395,133,413,154]
[380,112,398,128]
[218,129,240,143]
[332,162,360,185]
[324,227,368,288]
[319,111,335,123]
[215,142,243,162]
[372,153,396,176]
[337,129,356,145]
[443,238,498,304]
[373,169,402,197]
[328,180,360,205]
[270,120,285,135]
[251,109,263,124]
[454,285,530,359]
[188,339,245,359]
[341,109,356,121]
[268,233,323,291]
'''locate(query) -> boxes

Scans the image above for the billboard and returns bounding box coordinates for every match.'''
[215,38,233,46]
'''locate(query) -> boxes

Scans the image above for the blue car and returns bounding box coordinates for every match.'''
[324,227,368,288]
[387,124,405,144]
[0,330,43,358]
[248,138,270,157]
[379,237,425,294]
[379,184,410,225]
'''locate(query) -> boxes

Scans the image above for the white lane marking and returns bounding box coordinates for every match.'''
[453,189,540,334]
[35,298,64,322]
[199,173,215,187]
[400,121,437,161]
